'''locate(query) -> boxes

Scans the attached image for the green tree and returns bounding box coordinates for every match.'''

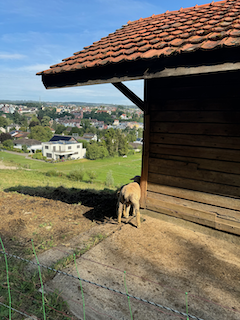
[104,128,129,157]
[104,128,118,157]
[29,125,52,142]
[86,142,109,160]
[29,120,40,128]
[55,124,66,134]
[52,120,58,130]
[77,139,89,148]
[137,128,143,139]
[19,126,27,132]
[88,126,97,134]
[12,111,27,126]
[126,129,137,142]
[70,127,80,134]
[41,115,51,126]
[3,139,14,149]
[118,131,128,156]
[81,119,91,131]
[0,133,13,143]
[0,116,8,128]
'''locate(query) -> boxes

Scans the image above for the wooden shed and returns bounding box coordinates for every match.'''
[37,0,240,235]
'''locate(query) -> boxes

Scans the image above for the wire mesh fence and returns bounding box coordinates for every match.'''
[0,238,239,320]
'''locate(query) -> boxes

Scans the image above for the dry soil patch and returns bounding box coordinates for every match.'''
[44,216,240,320]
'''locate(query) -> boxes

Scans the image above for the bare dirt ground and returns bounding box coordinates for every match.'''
[0,162,18,170]
[0,173,240,320]
[0,188,116,256]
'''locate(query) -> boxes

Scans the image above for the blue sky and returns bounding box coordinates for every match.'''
[1,0,210,105]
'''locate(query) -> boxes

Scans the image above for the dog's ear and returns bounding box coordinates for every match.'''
[130,175,141,183]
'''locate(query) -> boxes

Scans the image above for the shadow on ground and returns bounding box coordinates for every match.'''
[5,185,118,223]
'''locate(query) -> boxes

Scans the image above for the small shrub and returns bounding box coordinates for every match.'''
[128,149,135,155]
[32,152,46,160]
[45,170,61,177]
[68,168,85,181]
[86,170,98,183]
[22,164,31,169]
[44,170,64,177]
[105,170,114,187]
[22,144,29,153]
[3,139,14,149]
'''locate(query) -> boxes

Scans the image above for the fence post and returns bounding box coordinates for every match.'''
[185,292,189,320]
[0,237,11,320]
[31,239,46,320]
[124,271,133,320]
[74,254,86,320]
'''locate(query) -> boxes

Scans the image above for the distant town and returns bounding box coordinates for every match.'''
[0,100,143,130]
[0,100,144,161]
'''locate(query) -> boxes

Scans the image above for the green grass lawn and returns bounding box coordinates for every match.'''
[0,151,142,191]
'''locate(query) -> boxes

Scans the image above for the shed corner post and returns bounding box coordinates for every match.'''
[140,80,150,209]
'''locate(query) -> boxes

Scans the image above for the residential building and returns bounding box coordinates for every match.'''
[120,114,127,119]
[14,132,30,139]
[6,124,21,132]
[13,138,42,153]
[81,133,97,142]
[133,138,143,144]
[9,130,21,138]
[42,140,86,160]
[113,119,119,126]
[50,134,77,142]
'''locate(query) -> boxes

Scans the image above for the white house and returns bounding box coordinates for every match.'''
[113,119,119,126]
[81,133,97,142]
[7,124,21,132]
[42,140,86,160]
[13,138,42,153]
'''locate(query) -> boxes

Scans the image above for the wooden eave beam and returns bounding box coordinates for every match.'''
[112,82,145,112]
[40,47,240,90]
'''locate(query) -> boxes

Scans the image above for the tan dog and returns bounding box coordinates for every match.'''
[117,176,141,228]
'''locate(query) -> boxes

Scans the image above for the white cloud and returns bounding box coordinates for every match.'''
[0,53,26,60]
[17,64,51,73]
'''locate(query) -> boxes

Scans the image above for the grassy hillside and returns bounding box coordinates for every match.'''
[0,151,142,191]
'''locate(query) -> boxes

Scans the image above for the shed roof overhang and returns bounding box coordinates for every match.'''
[40,46,240,89]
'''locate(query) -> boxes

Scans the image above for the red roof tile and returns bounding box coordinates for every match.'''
[37,0,240,76]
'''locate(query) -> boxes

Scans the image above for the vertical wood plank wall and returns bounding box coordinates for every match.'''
[145,72,240,235]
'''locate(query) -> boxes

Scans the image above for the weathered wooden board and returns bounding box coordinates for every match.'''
[148,172,240,198]
[146,195,216,228]
[148,159,240,187]
[146,194,240,235]
[149,144,240,162]
[150,111,240,123]
[147,73,240,102]
[150,122,240,136]
[215,217,240,235]
[150,98,240,111]
[147,183,240,211]
[150,133,240,150]
[149,154,240,175]
[148,85,240,101]
[147,191,240,222]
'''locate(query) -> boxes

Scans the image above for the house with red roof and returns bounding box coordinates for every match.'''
[38,0,240,235]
